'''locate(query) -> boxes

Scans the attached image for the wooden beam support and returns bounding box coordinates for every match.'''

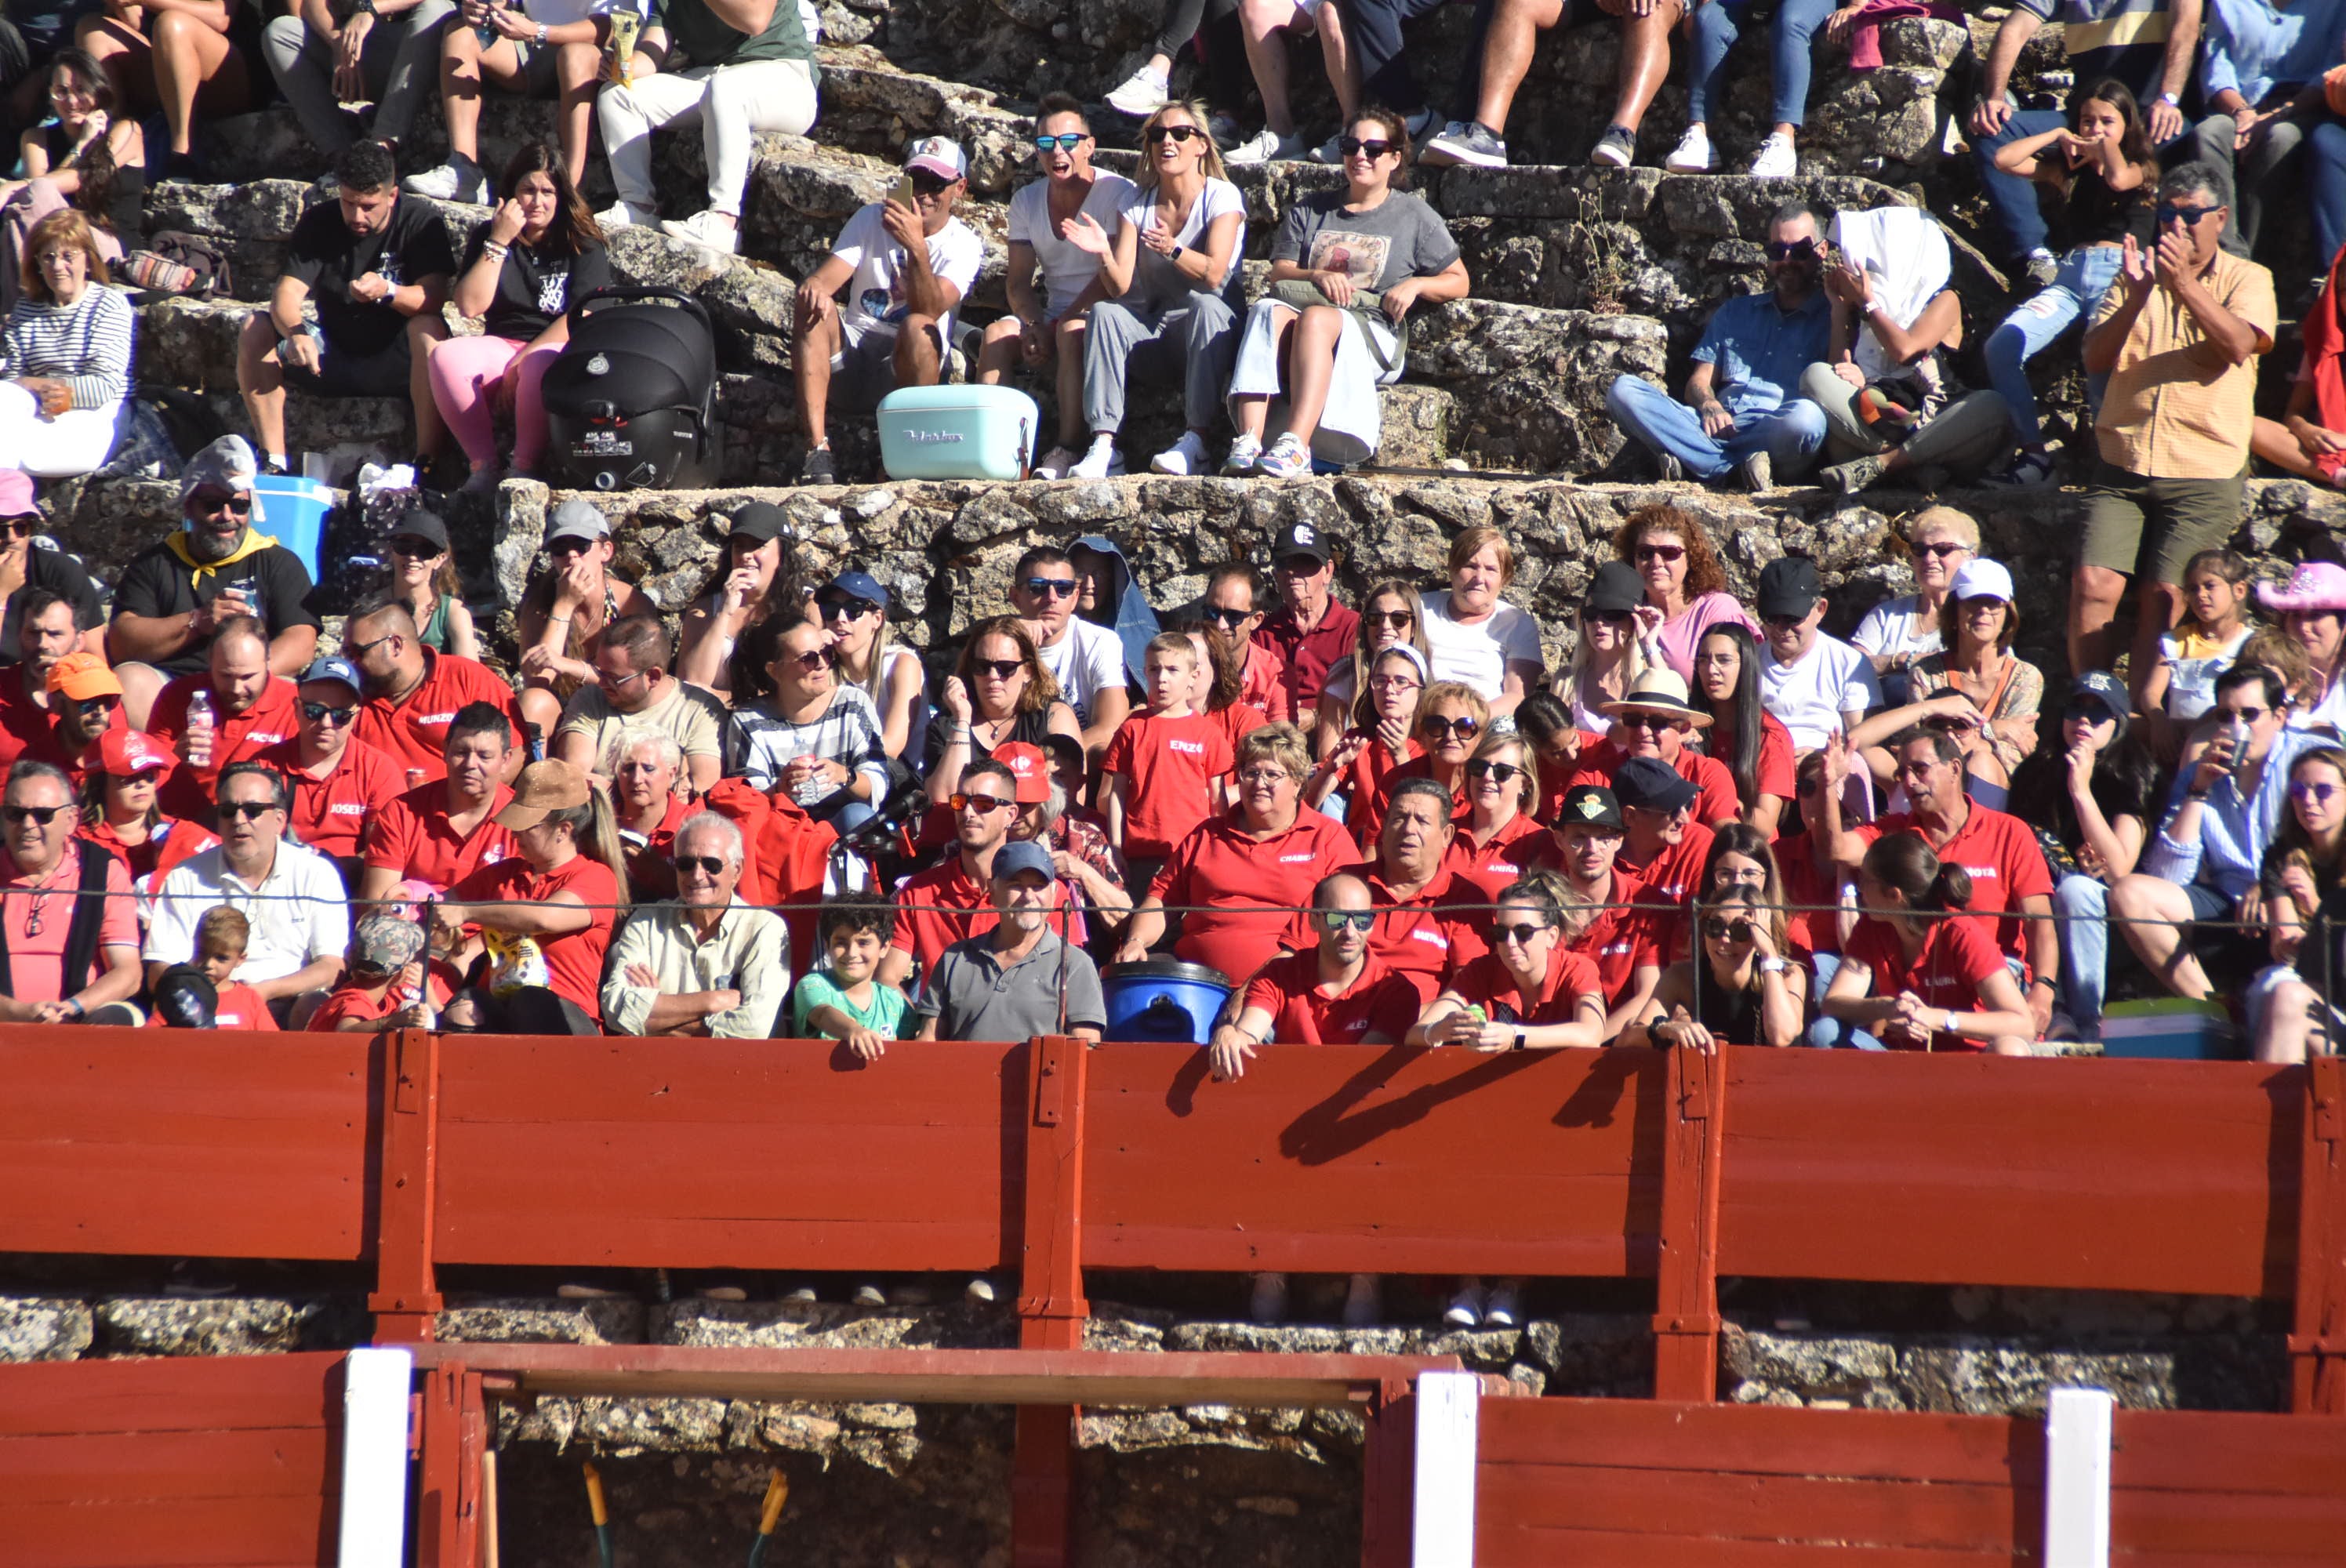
[1651,1043,1726,1402]
[369,1029,444,1344]
[1015,1036,1090,1568]
[2293,1057,2345,1414]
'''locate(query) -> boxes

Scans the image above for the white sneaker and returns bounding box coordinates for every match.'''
[964,1276,997,1305]
[404,154,490,203]
[1150,430,1209,474]
[1443,1280,1485,1329]
[1341,1272,1382,1327]
[850,1282,886,1308]
[1749,132,1798,179]
[1665,125,1717,172]
[1223,432,1262,474]
[1309,131,1345,165]
[1105,66,1171,118]
[661,209,739,256]
[1069,434,1124,478]
[1255,430,1312,478]
[1033,444,1079,480]
[595,199,646,230]
[782,1285,819,1304]
[1249,1270,1290,1324]
[1484,1280,1521,1328]
[1225,127,1308,165]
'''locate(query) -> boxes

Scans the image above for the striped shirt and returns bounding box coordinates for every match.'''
[2,285,133,409]
[724,684,889,804]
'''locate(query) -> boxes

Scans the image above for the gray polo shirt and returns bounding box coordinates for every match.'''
[917,928,1106,1041]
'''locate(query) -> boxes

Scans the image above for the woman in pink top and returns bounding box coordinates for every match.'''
[1616,504,1755,681]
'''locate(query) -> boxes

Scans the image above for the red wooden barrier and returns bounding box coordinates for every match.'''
[0,1352,343,1567]
[2294,1055,2346,1414]
[0,1028,374,1263]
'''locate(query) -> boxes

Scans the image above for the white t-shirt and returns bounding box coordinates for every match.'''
[2159,625,2249,722]
[1850,594,1945,667]
[1421,590,1542,703]
[1032,616,1126,727]
[1759,632,1882,752]
[830,203,986,341]
[1008,172,1136,320]
[1119,177,1246,297]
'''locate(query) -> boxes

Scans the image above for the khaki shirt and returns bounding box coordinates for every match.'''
[2093,249,2276,478]
[601,898,790,1037]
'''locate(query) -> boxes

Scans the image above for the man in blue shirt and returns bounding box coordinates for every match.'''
[2192,0,2344,258]
[1603,201,1830,492]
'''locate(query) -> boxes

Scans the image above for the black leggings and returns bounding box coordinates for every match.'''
[1150,0,1248,111]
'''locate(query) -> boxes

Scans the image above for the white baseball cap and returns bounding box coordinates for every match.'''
[1950,558,2014,603]
[905,137,968,182]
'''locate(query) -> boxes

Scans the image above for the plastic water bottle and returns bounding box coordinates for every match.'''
[186,689,216,769]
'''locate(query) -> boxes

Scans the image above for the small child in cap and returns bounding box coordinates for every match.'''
[308,913,458,1033]
[146,907,276,1031]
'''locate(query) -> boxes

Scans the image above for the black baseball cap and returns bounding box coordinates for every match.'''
[1272,520,1331,568]
[1556,784,1625,833]
[1614,754,1701,813]
[393,506,450,554]
[1756,556,1822,620]
[728,502,792,544]
[1585,561,1645,615]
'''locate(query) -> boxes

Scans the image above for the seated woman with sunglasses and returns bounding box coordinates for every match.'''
[924,615,1081,808]
[1850,506,1974,705]
[1618,887,1804,1049]
[1848,559,2041,810]
[1311,578,1427,760]
[819,569,928,768]
[74,726,214,892]
[0,208,131,478]
[1690,624,1795,837]
[725,615,888,832]
[1564,562,1650,737]
[1409,877,1607,1051]
[1614,506,1756,684]
[676,503,811,706]
[2248,746,2346,1064]
[1821,831,2036,1054]
[1222,107,1469,478]
[1449,730,1544,898]
[1346,678,1485,855]
[379,508,478,661]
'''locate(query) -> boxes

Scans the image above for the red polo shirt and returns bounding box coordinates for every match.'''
[77,814,215,887]
[1570,742,1740,827]
[307,963,460,1030]
[146,674,300,819]
[1855,799,2053,967]
[1839,914,2006,1052]
[1240,950,1422,1044]
[1620,818,1716,956]
[1535,729,1610,824]
[1101,711,1234,859]
[1517,856,1662,1008]
[1756,713,1797,806]
[891,851,1078,978]
[1357,866,1491,1004]
[362,781,519,892]
[1445,811,1545,900]
[256,736,407,862]
[1445,949,1605,1026]
[1357,756,1468,859]
[0,675,54,766]
[1149,807,1365,984]
[1778,840,1841,959]
[619,794,696,901]
[1239,642,1291,724]
[354,650,529,781]
[452,852,619,1021]
[1205,699,1271,753]
[1255,601,1360,714]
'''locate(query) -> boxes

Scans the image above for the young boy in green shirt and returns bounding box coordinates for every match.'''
[791,893,907,1058]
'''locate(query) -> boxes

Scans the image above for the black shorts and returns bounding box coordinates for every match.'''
[281,333,412,399]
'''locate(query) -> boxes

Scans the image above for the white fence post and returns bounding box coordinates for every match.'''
[338,1346,414,1568]
[1412,1370,1480,1568]
[2043,1385,2115,1568]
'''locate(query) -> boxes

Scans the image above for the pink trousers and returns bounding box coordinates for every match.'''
[427,334,560,470]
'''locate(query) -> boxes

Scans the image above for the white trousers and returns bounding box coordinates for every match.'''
[597,57,819,217]
[0,381,121,477]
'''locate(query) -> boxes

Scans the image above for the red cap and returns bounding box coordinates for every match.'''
[100,728,174,776]
[993,742,1051,804]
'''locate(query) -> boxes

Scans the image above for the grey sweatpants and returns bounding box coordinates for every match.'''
[1083,290,1238,435]
[1797,362,2010,477]
[264,0,459,154]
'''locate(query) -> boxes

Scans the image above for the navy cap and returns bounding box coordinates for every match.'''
[1614,754,1700,813]
[822,569,889,611]
[993,840,1057,884]
[2068,670,2131,734]
[299,655,363,697]
[1271,519,1331,567]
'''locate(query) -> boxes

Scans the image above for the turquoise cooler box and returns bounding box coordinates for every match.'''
[251,474,335,580]
[2099,997,2235,1059]
[877,385,1037,481]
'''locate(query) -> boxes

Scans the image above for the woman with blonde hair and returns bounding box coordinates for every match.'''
[819,568,929,765]
[381,510,478,659]
[1420,524,1542,716]
[1449,728,1543,897]
[1851,506,1977,702]
[0,206,130,477]
[1565,561,1651,735]
[1349,679,1486,851]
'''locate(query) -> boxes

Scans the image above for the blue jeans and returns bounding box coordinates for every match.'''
[2312,117,2346,278]
[1604,375,1827,481]
[1807,951,1886,1050]
[2054,873,2108,1035]
[1687,0,1836,126]
[1983,242,2123,447]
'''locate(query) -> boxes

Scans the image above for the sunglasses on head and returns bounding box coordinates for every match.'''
[1494,920,1550,946]
[1422,715,1480,740]
[673,853,728,875]
[2292,779,2341,804]
[1145,124,1203,144]
[1337,135,1394,159]
[1319,908,1375,933]
[1025,575,1079,598]
[220,800,278,821]
[301,701,356,725]
[1702,918,1755,942]
[819,596,877,622]
[2,804,62,825]
[1033,132,1088,151]
[1764,237,1821,262]
[975,657,1024,681]
[2158,202,2218,227]
[950,791,1011,815]
[1466,759,1523,783]
[390,536,439,558]
[1636,543,1684,563]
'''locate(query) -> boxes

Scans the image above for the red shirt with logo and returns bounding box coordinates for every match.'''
[1854,800,2054,968]
[1357,755,1468,858]
[1239,641,1291,724]
[1357,866,1491,1004]
[1777,839,1841,959]
[1101,711,1235,858]
[1518,856,1663,1007]
[1620,818,1716,955]
[362,781,519,892]
[1241,950,1422,1044]
[147,675,300,819]
[1571,741,1740,827]
[1444,811,1546,900]
[1839,913,2006,1052]
[1149,808,1365,984]
[256,736,408,862]
[353,650,530,780]
[1445,948,1605,1026]
[451,852,620,1021]
[77,814,216,887]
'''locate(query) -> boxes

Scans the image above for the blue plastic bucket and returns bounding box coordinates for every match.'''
[1100,959,1233,1044]
[251,474,335,581]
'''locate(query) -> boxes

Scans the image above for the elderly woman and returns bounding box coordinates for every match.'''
[1618,886,1803,1048]
[606,724,692,900]
[1851,559,2042,808]
[1850,506,1977,704]
[1417,525,1542,716]
[1448,728,1543,897]
[1312,578,1428,759]
[1222,107,1468,478]
[925,615,1083,805]
[1617,504,1756,682]
[0,208,130,477]
[1117,722,1363,982]
[380,509,477,659]
[675,503,810,702]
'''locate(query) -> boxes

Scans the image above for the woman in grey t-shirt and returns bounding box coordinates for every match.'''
[1226,107,1469,477]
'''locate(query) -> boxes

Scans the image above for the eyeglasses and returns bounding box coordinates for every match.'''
[791,646,837,672]
[2158,202,2219,227]
[1494,921,1550,946]
[189,491,251,516]
[1466,759,1523,783]
[2,804,63,826]
[1422,715,1480,740]
[1915,541,1969,558]
[950,792,1011,815]
[33,249,79,267]
[220,800,279,821]
[1033,132,1088,151]
[974,658,1025,681]
[1371,609,1414,630]
[1319,908,1375,933]
[1337,136,1394,158]
[1701,919,1755,942]
[1204,604,1255,627]
[1368,673,1422,691]
[1024,576,1079,598]
[0,517,35,539]
[1617,712,1682,732]
[601,665,652,688]
[1764,237,1821,261]
[1145,124,1203,144]
[2292,780,2341,804]
[1636,543,1685,564]
[909,169,953,196]
[673,854,728,875]
[1237,768,1291,787]
[301,702,357,725]
[819,596,877,622]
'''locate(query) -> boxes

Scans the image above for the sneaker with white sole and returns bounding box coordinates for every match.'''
[1105,66,1170,118]
[1341,1272,1382,1328]
[1223,432,1263,474]
[850,1282,887,1308]
[661,209,738,256]
[1070,434,1125,478]
[1591,125,1637,167]
[1665,125,1717,172]
[595,199,646,230]
[404,153,490,203]
[1225,127,1308,165]
[1150,430,1209,474]
[1255,431,1312,477]
[1421,121,1508,168]
[1033,444,1079,480]
[1749,132,1799,179]
[965,1276,997,1305]
[1249,1270,1290,1324]
[1443,1279,1486,1329]
[1484,1280,1521,1328]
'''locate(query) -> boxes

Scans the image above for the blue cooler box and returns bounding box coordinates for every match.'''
[251,474,335,580]
[2100,998,2235,1059]
[877,384,1037,481]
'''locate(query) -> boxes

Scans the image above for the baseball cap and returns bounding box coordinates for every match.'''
[2068,671,2131,731]
[2259,561,2346,613]
[728,502,791,544]
[493,758,593,830]
[180,434,257,501]
[46,650,121,702]
[351,913,427,975]
[1556,783,1624,833]
[1603,668,1712,728]
[1949,558,2015,603]
[151,964,219,1029]
[905,136,968,182]
[298,655,363,698]
[1614,754,1700,813]
[0,466,35,518]
[1271,520,1331,567]
[546,499,611,550]
[993,741,1051,804]
[98,728,174,776]
[1756,556,1822,620]
[822,570,889,612]
[392,506,451,554]
[1585,561,1645,615]
[992,839,1056,884]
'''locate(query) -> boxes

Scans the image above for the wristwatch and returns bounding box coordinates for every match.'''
[1757,957,1788,975]
[2156,92,2181,107]
[1513,1031,1527,1051]
[1169,243,1186,263]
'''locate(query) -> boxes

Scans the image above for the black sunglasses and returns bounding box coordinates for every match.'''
[0,517,36,539]
[2,804,63,825]
[1494,921,1550,946]
[1422,715,1480,739]
[390,536,441,557]
[1764,238,1821,262]
[819,596,877,621]
[1584,608,1633,626]
[1702,919,1755,942]
[1204,604,1255,627]
[1033,132,1088,151]
[975,657,1024,680]
[793,646,838,671]
[1371,609,1414,629]
[301,701,357,725]
[1024,576,1079,598]
[1337,136,1394,159]
[1465,759,1523,783]
[909,169,953,195]
[950,791,1011,815]
[673,854,727,876]
[1618,712,1683,732]
[1636,543,1684,563]
[220,800,279,820]
[190,491,252,515]
[2158,202,2219,227]
[1145,124,1203,144]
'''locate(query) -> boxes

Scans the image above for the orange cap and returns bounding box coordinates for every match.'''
[45,651,122,702]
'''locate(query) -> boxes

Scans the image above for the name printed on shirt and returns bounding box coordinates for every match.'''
[1280,852,1316,863]
[1411,929,1449,950]
[1170,739,1208,756]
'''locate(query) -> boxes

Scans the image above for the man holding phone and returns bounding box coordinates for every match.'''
[263,0,459,163]
[790,137,983,485]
